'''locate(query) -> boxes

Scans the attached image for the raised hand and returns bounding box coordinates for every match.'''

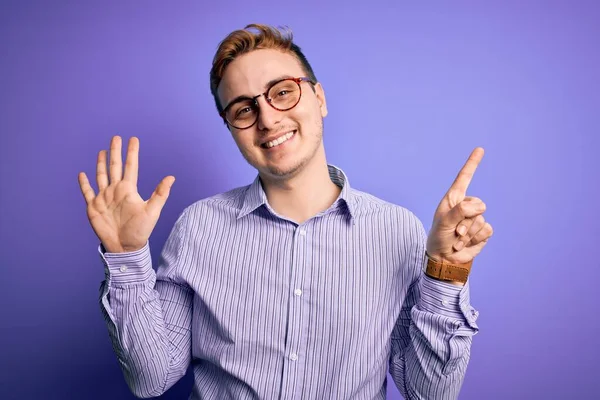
[426,147,493,265]
[78,136,176,253]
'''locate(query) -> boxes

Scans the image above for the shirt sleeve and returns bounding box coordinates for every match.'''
[389,213,480,400]
[98,209,193,398]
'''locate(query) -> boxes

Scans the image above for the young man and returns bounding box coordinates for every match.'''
[78,24,492,400]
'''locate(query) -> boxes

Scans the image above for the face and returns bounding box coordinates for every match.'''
[217,49,328,181]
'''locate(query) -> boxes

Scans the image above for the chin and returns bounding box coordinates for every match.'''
[263,158,307,179]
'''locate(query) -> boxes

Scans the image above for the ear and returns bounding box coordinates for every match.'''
[314,82,328,118]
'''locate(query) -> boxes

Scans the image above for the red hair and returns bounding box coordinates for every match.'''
[209,23,318,113]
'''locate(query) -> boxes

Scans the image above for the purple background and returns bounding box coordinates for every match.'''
[1,1,599,399]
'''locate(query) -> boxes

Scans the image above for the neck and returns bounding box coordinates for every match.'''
[259,150,341,224]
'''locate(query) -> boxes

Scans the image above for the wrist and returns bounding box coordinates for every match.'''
[424,252,472,285]
[101,241,145,254]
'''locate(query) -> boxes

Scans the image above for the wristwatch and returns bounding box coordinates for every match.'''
[425,253,473,284]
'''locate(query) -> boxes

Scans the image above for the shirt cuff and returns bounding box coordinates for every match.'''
[98,241,154,284]
[418,274,479,330]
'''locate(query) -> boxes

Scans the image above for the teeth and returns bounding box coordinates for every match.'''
[266,131,294,148]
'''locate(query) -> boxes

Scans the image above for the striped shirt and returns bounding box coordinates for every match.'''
[98,164,479,400]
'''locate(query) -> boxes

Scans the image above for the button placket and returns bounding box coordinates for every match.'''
[280,225,309,399]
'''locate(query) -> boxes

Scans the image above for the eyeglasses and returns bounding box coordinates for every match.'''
[220,77,315,130]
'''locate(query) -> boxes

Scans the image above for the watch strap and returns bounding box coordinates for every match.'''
[425,253,473,284]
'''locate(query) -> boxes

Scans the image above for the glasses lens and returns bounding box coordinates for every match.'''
[268,80,301,110]
[226,99,257,129]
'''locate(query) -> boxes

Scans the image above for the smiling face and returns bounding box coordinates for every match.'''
[217,49,328,181]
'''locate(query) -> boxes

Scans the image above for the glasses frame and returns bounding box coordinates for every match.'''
[220,76,315,130]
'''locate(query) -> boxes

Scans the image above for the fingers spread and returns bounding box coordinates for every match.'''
[78,172,95,204]
[97,150,108,191]
[109,136,123,184]
[146,176,176,215]
[123,137,140,184]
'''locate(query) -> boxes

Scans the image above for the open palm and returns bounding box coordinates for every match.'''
[78,136,175,253]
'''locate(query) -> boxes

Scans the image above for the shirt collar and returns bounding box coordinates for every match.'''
[237,164,356,221]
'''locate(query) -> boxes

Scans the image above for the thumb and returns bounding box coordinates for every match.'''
[445,197,486,226]
[147,176,176,215]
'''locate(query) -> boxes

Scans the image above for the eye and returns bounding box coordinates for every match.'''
[235,106,253,118]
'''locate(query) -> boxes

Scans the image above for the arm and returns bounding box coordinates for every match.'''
[389,216,479,400]
[99,210,193,398]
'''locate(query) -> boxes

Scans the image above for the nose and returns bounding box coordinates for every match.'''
[255,95,282,131]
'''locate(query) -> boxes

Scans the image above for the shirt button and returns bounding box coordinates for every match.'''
[299,229,306,236]
[441,300,450,306]
[119,266,128,273]
[290,353,298,361]
[294,288,303,296]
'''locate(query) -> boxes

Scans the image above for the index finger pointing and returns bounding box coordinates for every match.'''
[447,147,484,195]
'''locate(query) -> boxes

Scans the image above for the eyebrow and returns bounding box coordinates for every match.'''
[222,74,294,111]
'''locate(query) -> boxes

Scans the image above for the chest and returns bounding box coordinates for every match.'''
[183,217,407,353]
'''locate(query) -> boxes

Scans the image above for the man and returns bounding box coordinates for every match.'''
[78,24,492,399]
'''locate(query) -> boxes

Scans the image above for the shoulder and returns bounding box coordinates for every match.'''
[175,184,251,226]
[350,188,425,230]
[348,187,427,250]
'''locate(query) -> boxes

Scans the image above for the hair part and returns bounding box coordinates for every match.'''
[210,23,318,115]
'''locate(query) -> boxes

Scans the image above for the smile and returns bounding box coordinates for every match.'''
[262,131,296,149]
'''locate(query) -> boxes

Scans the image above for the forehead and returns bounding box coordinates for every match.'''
[218,49,305,105]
